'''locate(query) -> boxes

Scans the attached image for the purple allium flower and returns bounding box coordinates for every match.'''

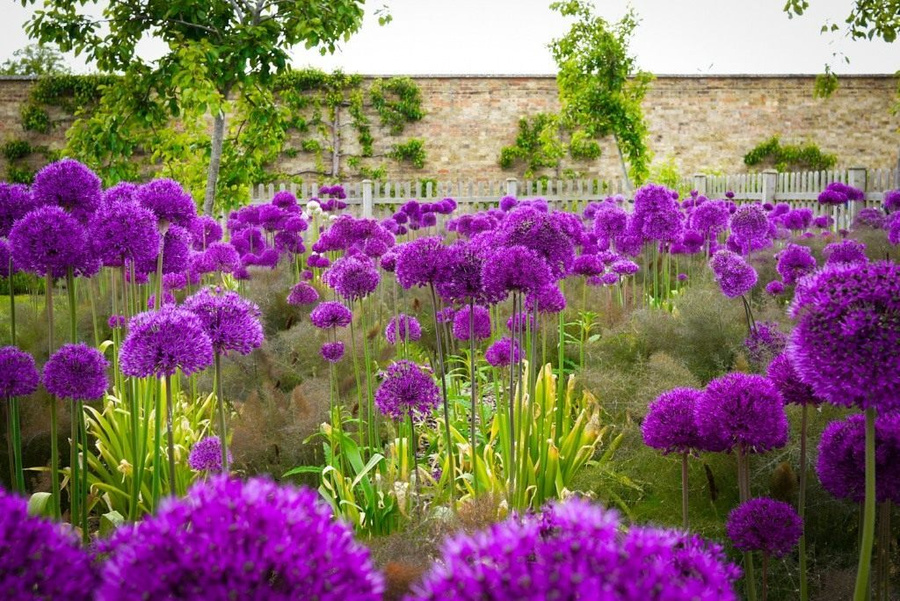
[31,158,101,223]
[592,202,629,243]
[183,288,264,356]
[436,306,456,324]
[775,243,817,285]
[823,239,867,265]
[610,259,639,276]
[374,360,440,420]
[435,242,485,304]
[324,255,380,300]
[188,436,232,472]
[0,346,39,398]
[0,182,33,237]
[726,497,802,558]
[499,195,518,212]
[89,199,161,268]
[765,280,785,296]
[9,206,97,278]
[452,305,491,341]
[643,388,726,454]
[102,182,138,206]
[310,301,353,330]
[481,245,552,303]
[272,190,298,211]
[409,498,739,601]
[767,352,822,406]
[677,272,688,281]
[884,189,900,213]
[744,321,788,370]
[287,282,319,306]
[108,315,127,329]
[888,213,900,245]
[853,207,885,229]
[396,237,447,289]
[163,273,188,291]
[696,372,788,453]
[97,476,383,600]
[0,488,96,600]
[496,206,575,278]
[709,250,757,298]
[573,254,604,277]
[189,216,223,250]
[817,413,900,504]
[788,261,900,412]
[725,190,735,199]
[598,272,620,286]
[524,284,566,314]
[231,226,265,257]
[781,208,814,232]
[320,341,345,363]
[135,178,196,226]
[43,343,109,401]
[384,314,422,345]
[812,215,834,229]
[146,292,176,311]
[729,204,770,253]
[197,242,241,275]
[484,337,521,367]
[120,307,214,378]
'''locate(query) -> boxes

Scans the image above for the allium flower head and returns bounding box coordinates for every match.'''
[452,305,491,341]
[496,206,574,278]
[310,301,353,329]
[729,204,770,253]
[524,284,566,314]
[31,158,101,223]
[709,250,758,298]
[287,282,319,306]
[271,190,298,210]
[196,242,241,274]
[89,199,161,267]
[135,178,196,226]
[409,498,739,601]
[813,215,834,229]
[765,280,785,296]
[435,242,485,303]
[102,182,138,206]
[0,488,96,600]
[592,202,629,241]
[384,314,422,344]
[884,189,900,213]
[767,352,822,406]
[743,321,788,370]
[120,307,214,377]
[43,343,109,401]
[324,255,380,300]
[189,216,223,250]
[610,259,639,276]
[484,337,521,367]
[642,388,726,454]
[9,206,96,278]
[573,254,604,277]
[823,239,867,265]
[183,288,264,356]
[0,346,39,398]
[0,182,33,237]
[726,497,802,558]
[97,476,383,600]
[188,436,232,472]
[816,413,900,504]
[481,245,552,303]
[788,260,900,412]
[697,372,788,453]
[320,341,345,363]
[781,208,814,232]
[374,360,440,420]
[396,237,447,289]
[852,207,885,229]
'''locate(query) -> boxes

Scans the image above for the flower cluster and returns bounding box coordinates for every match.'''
[696,372,788,453]
[120,307,214,378]
[642,388,726,454]
[43,343,109,401]
[374,360,440,420]
[726,497,802,558]
[187,436,232,472]
[183,287,264,357]
[452,305,491,341]
[709,250,758,298]
[385,314,422,345]
[0,346,39,398]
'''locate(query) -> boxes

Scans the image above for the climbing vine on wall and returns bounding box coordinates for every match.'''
[498,112,601,179]
[743,136,837,172]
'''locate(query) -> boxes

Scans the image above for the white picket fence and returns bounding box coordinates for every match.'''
[251,166,899,220]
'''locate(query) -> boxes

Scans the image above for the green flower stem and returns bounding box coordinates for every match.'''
[215,353,229,473]
[681,451,689,530]
[8,256,16,345]
[9,397,25,493]
[737,446,758,601]
[348,319,365,450]
[165,374,176,496]
[46,272,61,519]
[853,407,877,601]
[430,283,456,509]
[798,404,809,601]
[151,378,162,508]
[468,299,478,494]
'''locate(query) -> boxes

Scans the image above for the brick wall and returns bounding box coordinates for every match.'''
[1,74,897,183]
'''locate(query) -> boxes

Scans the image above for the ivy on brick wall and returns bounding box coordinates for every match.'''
[743,136,838,172]
[499,112,601,179]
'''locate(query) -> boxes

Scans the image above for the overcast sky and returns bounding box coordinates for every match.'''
[1,0,896,75]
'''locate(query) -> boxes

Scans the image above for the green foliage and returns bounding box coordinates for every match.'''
[5,165,36,184]
[784,0,900,43]
[389,138,427,168]
[499,112,604,179]
[0,43,69,77]
[744,136,837,171]
[2,139,33,161]
[370,77,425,134]
[550,0,653,186]
[814,66,840,98]
[647,156,684,192]
[20,104,51,134]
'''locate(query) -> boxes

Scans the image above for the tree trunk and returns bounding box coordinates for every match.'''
[330,107,341,178]
[613,133,632,193]
[203,110,226,216]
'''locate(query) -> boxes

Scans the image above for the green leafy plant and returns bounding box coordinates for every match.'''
[744,136,837,171]
[2,139,33,161]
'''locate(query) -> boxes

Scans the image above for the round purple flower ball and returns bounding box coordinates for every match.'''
[0,346,40,398]
[788,260,900,412]
[765,280,785,296]
[729,204,769,247]
[89,199,161,268]
[524,284,566,314]
[767,352,822,406]
[374,360,440,420]
[823,239,867,266]
[817,413,900,504]
[135,178,196,226]
[385,314,422,345]
[9,206,96,278]
[310,301,353,329]
[108,315,127,329]
[481,245,552,303]
[409,498,739,600]
[0,488,97,600]
[883,189,900,213]
[43,343,109,401]
[188,436,232,472]
[484,337,521,367]
[435,242,485,304]
[320,341,346,363]
[189,215,223,250]
[709,250,758,298]
[31,158,101,224]
[643,388,725,454]
[743,321,788,369]
[324,255,380,300]
[287,281,320,306]
[120,307,214,378]
[726,497,802,558]
[451,305,491,341]
[97,476,383,600]
[183,288,264,356]
[696,372,788,453]
[775,243,817,285]
[396,237,448,289]
[0,182,34,237]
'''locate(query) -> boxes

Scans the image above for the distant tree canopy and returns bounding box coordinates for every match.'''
[784,0,900,43]
[0,43,70,77]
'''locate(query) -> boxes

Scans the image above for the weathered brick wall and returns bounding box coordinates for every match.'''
[1,74,897,183]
